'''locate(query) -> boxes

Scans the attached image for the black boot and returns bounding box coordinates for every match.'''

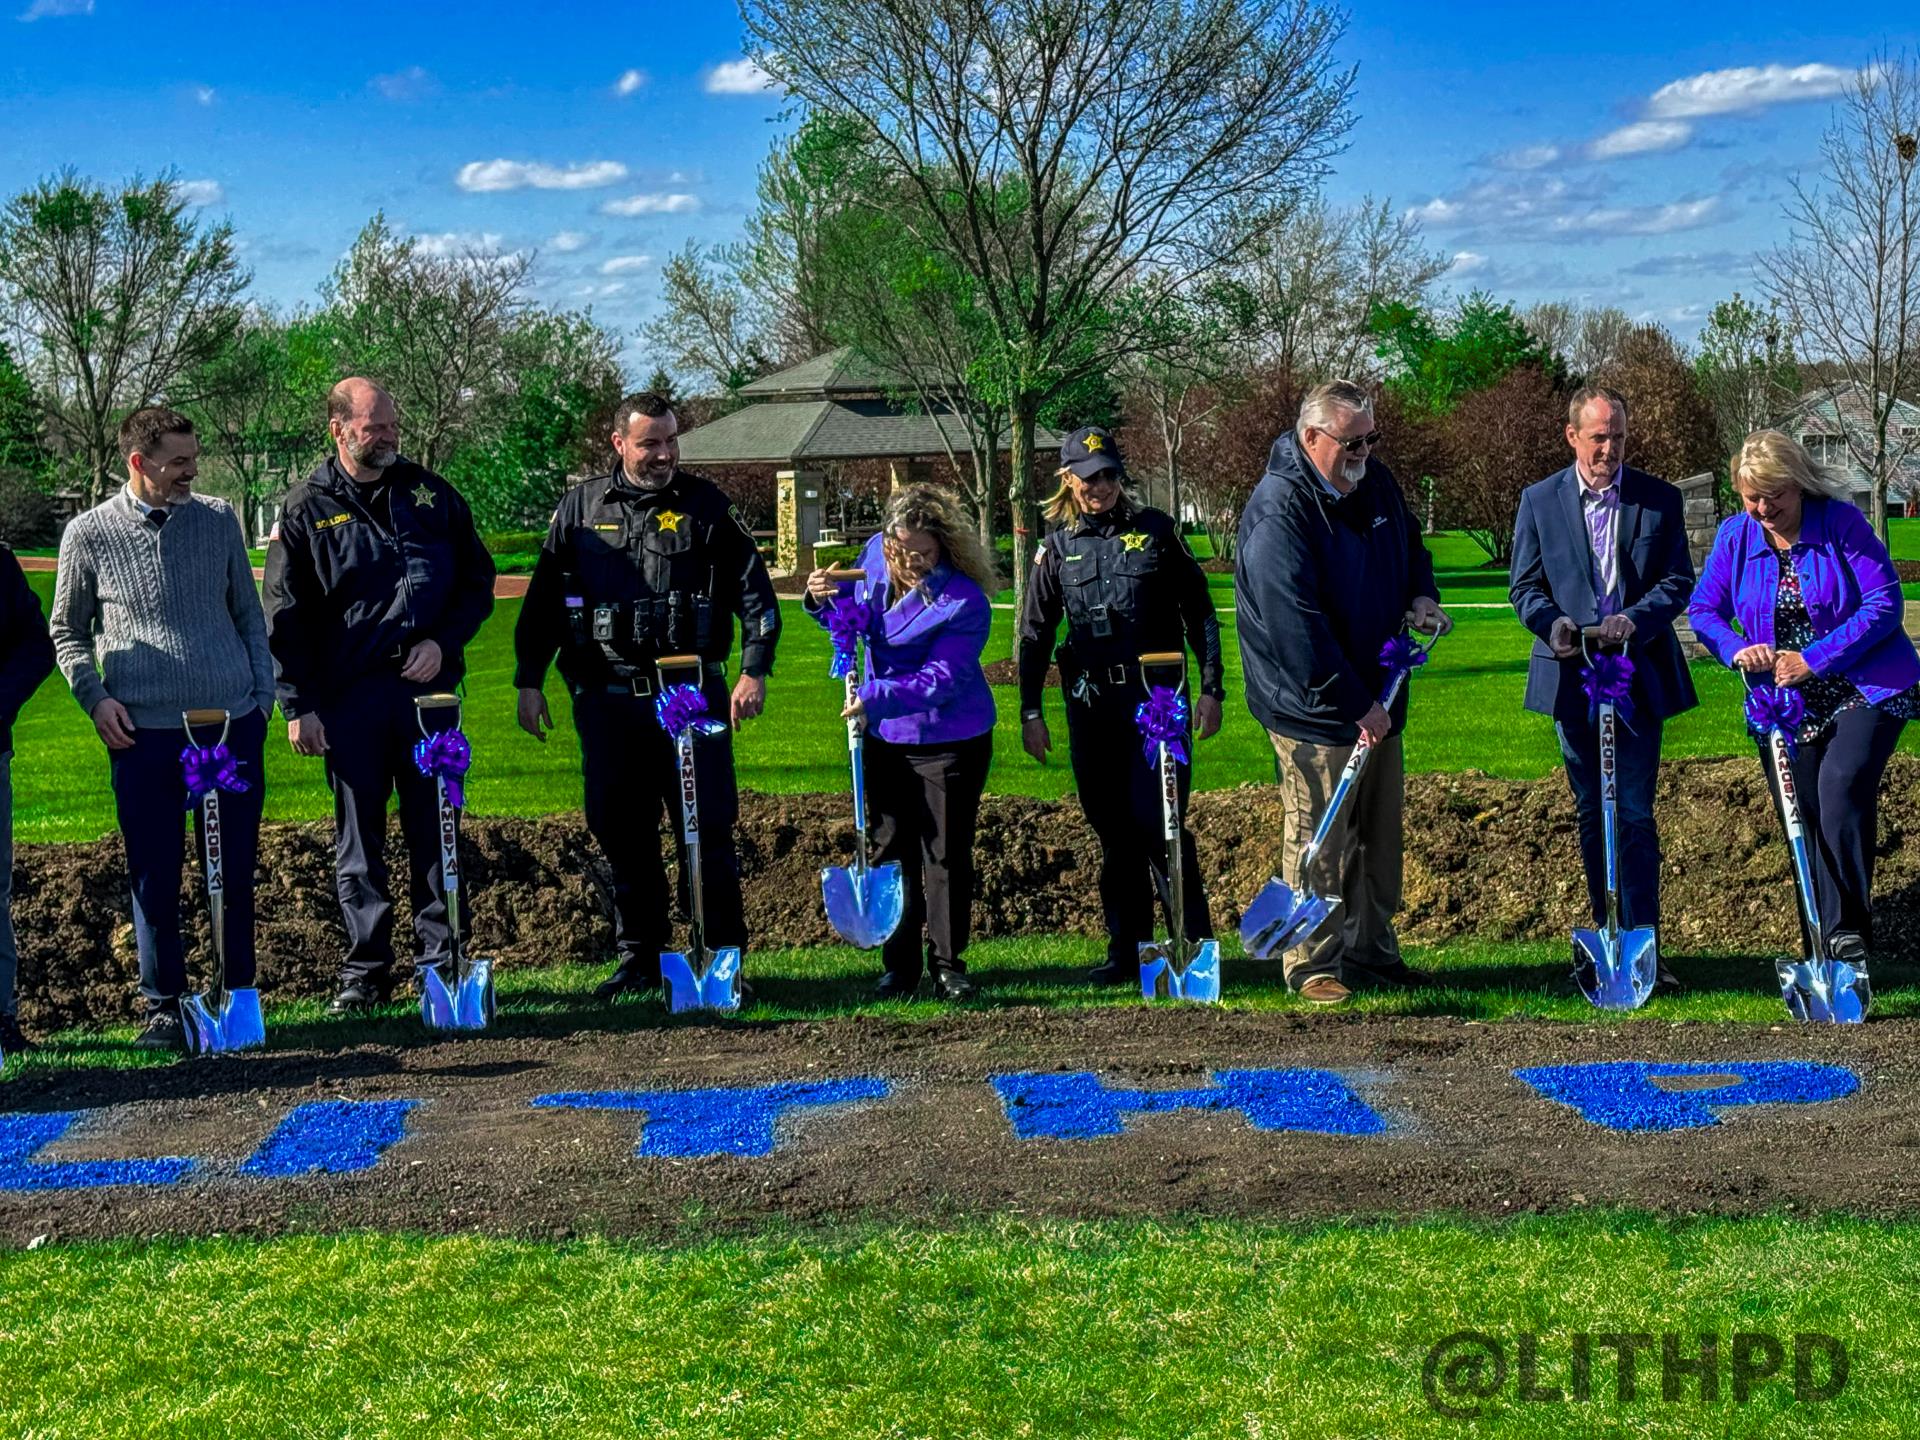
[594,955,661,1001]
[329,976,393,1014]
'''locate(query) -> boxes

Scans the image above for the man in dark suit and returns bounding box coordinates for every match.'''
[1509,385,1697,988]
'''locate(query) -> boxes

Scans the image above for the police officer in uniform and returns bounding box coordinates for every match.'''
[264,377,497,1012]
[1017,426,1224,984]
[514,391,780,999]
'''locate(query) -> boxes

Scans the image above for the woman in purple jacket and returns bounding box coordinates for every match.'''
[805,485,999,1000]
[1690,429,1920,963]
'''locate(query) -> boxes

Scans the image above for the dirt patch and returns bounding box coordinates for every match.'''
[15,754,1920,1033]
[1,1007,1915,1245]
[981,659,1060,688]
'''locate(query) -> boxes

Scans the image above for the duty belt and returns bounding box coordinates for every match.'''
[1068,661,1142,705]
[589,659,728,697]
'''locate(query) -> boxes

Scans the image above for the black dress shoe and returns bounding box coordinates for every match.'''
[594,957,661,1001]
[1653,965,1683,997]
[932,969,978,1001]
[1357,963,1435,989]
[328,979,392,1014]
[0,1012,33,1054]
[1088,960,1139,986]
[134,1008,184,1050]
[874,971,919,1000]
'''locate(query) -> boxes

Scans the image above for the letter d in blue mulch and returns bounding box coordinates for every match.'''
[992,1069,1387,1142]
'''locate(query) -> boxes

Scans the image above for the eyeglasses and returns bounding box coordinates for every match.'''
[1331,430,1381,455]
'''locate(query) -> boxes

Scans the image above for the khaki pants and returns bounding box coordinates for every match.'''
[1267,730,1405,989]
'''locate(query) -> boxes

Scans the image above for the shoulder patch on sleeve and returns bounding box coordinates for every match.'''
[728,503,755,540]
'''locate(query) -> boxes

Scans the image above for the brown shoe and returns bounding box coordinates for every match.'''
[1297,976,1352,1006]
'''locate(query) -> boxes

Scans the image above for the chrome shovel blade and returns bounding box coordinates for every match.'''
[1777,958,1869,1025]
[1139,938,1223,1003]
[421,959,496,1032]
[1572,925,1657,1011]
[821,861,906,950]
[181,988,266,1055]
[662,946,743,1014]
[1239,879,1336,960]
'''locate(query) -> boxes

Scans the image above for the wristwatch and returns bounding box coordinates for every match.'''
[1021,709,1042,723]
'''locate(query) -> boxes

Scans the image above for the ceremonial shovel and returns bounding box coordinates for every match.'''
[1136,652,1220,1002]
[179,708,265,1054]
[1240,629,1438,960]
[817,570,904,949]
[1747,679,1868,1024]
[414,694,495,1032]
[1570,628,1657,1012]
[656,655,742,1013]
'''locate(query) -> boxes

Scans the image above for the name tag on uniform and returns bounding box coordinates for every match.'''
[314,513,354,531]
[592,523,622,532]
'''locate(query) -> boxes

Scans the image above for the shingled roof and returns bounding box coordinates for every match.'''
[678,349,1063,466]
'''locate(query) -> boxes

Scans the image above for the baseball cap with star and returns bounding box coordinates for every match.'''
[1060,424,1125,480]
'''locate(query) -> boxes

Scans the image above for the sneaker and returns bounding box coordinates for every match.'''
[932,969,978,1001]
[1831,933,1869,963]
[1296,976,1352,1006]
[328,979,393,1014]
[0,1012,33,1054]
[134,1008,185,1051]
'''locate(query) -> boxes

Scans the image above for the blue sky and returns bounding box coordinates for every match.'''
[1,0,1910,382]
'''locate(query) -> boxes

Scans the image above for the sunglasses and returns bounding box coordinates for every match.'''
[1330,430,1382,455]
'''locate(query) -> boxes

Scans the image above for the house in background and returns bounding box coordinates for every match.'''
[1782,382,1920,516]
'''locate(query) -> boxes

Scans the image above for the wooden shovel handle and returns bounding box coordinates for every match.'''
[657,654,703,677]
[824,568,867,582]
[413,693,462,711]
[1137,651,1184,666]
[182,708,229,726]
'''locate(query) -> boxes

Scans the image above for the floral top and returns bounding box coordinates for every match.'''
[1772,552,1920,743]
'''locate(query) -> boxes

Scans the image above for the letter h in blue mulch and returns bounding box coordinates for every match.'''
[991,1069,1387,1142]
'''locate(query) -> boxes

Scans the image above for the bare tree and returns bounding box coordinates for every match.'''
[1522,301,1636,376]
[1762,52,1920,533]
[642,241,775,401]
[1693,291,1798,470]
[1247,194,1448,379]
[323,214,533,470]
[0,169,248,503]
[741,0,1356,611]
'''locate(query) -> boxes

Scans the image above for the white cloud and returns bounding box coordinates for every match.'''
[1620,250,1751,278]
[704,58,775,95]
[600,255,653,275]
[1410,178,1727,242]
[192,84,216,106]
[413,231,506,258]
[1587,120,1693,160]
[614,69,647,97]
[1488,144,1562,171]
[1646,62,1858,119]
[176,179,225,207]
[1550,196,1725,236]
[600,192,700,216]
[18,0,91,19]
[547,230,592,253]
[372,65,438,102]
[456,159,629,193]
[1447,251,1489,277]
[575,281,629,298]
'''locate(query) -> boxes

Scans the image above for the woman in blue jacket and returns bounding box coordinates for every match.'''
[1689,429,1920,963]
[806,485,998,1000]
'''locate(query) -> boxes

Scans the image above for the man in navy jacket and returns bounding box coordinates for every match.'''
[1508,386,1696,986]
[1236,379,1450,1005]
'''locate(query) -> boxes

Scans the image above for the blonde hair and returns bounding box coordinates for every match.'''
[1043,467,1136,526]
[882,484,1001,595]
[1734,429,1852,503]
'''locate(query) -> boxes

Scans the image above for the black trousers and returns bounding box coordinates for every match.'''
[572,681,745,979]
[1758,704,1905,949]
[867,730,993,981]
[110,707,266,1013]
[320,675,462,985]
[1067,693,1210,967]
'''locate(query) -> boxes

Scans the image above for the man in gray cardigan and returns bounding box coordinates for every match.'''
[51,408,276,1050]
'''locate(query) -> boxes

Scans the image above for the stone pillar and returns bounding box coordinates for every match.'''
[1672,471,1720,658]
[888,457,934,495]
[775,468,825,575]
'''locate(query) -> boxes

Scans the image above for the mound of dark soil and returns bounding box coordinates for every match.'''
[14,754,1919,1032]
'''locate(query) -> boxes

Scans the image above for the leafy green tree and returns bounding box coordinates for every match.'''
[1370,292,1560,416]
[1693,292,1799,473]
[0,169,248,502]
[0,340,48,482]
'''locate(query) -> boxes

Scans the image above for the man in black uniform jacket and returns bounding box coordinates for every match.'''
[264,377,497,1012]
[1017,425,1225,985]
[513,391,780,999]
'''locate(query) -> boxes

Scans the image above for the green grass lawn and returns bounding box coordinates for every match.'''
[1,1213,1909,1438]
[13,570,1906,844]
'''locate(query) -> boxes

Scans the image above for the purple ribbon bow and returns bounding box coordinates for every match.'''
[413,728,472,809]
[1134,685,1191,766]
[1746,684,1806,753]
[825,593,872,679]
[655,683,710,738]
[1378,632,1430,678]
[179,743,250,805]
[1580,652,1636,725]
